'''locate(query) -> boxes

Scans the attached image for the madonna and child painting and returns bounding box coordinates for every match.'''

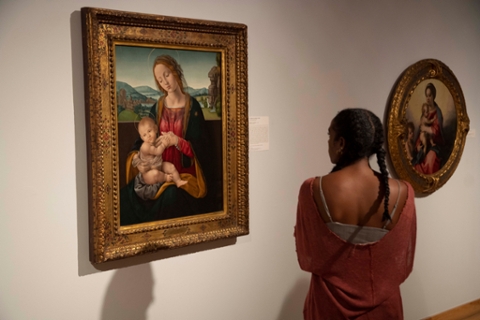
[115,47,224,226]
[403,80,456,175]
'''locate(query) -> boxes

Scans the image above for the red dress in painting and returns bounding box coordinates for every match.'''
[294,178,416,319]
[414,148,441,174]
[159,106,196,177]
[427,105,444,146]
[120,95,212,225]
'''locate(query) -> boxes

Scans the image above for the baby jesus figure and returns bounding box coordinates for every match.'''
[419,102,437,131]
[132,117,187,188]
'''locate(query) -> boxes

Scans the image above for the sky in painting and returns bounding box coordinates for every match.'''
[115,45,219,89]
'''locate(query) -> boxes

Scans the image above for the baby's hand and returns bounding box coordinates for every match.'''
[165,173,174,182]
[161,131,179,147]
[155,136,166,148]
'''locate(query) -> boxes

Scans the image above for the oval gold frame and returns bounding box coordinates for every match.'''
[386,59,469,195]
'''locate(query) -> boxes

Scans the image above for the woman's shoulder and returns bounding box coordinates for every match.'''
[187,95,204,118]
[302,176,317,184]
[386,178,414,226]
[297,177,319,203]
[390,179,412,197]
[317,171,352,191]
[315,171,337,182]
[149,100,160,117]
[189,95,201,108]
[398,180,415,206]
[299,177,316,193]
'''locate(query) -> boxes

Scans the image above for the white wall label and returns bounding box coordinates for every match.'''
[249,116,269,151]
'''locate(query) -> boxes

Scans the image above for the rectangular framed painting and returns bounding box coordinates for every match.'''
[81,7,249,263]
[386,59,469,195]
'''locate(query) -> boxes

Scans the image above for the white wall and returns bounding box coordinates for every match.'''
[1,0,479,319]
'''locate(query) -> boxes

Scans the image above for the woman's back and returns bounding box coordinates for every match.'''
[295,177,416,319]
[295,108,416,319]
[312,160,408,231]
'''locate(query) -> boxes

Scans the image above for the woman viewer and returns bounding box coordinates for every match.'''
[295,108,417,319]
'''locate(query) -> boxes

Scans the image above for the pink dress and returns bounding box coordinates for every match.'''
[295,178,416,319]
[159,106,196,176]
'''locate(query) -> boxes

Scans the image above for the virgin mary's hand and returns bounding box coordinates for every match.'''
[160,131,179,148]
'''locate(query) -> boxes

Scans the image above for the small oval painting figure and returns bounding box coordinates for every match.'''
[404,80,456,175]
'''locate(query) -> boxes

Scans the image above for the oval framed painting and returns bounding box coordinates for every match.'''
[386,59,470,195]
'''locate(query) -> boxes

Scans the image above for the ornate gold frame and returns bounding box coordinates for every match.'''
[386,59,469,195]
[81,7,248,263]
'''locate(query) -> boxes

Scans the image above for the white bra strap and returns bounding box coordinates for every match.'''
[319,176,333,223]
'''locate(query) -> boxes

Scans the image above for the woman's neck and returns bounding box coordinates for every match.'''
[165,90,186,108]
[349,157,371,171]
[333,157,372,174]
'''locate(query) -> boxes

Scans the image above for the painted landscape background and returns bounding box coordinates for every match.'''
[115,45,222,122]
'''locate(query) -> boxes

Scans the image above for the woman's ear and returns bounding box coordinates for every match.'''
[338,136,346,150]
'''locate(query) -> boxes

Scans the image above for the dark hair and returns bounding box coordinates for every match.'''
[425,82,436,100]
[330,108,391,221]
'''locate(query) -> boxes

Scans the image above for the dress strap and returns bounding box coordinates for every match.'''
[383,180,401,229]
[319,176,333,222]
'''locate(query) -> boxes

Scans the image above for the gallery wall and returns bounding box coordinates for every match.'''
[1,0,479,319]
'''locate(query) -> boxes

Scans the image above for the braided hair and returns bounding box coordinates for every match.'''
[330,108,391,221]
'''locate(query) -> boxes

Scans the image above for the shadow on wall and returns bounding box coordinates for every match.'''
[276,276,310,320]
[101,263,154,320]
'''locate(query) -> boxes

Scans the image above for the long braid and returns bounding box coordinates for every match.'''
[377,148,391,221]
[331,108,391,221]
[370,112,391,222]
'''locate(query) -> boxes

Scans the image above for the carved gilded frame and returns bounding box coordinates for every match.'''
[81,7,248,263]
[386,59,469,195]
